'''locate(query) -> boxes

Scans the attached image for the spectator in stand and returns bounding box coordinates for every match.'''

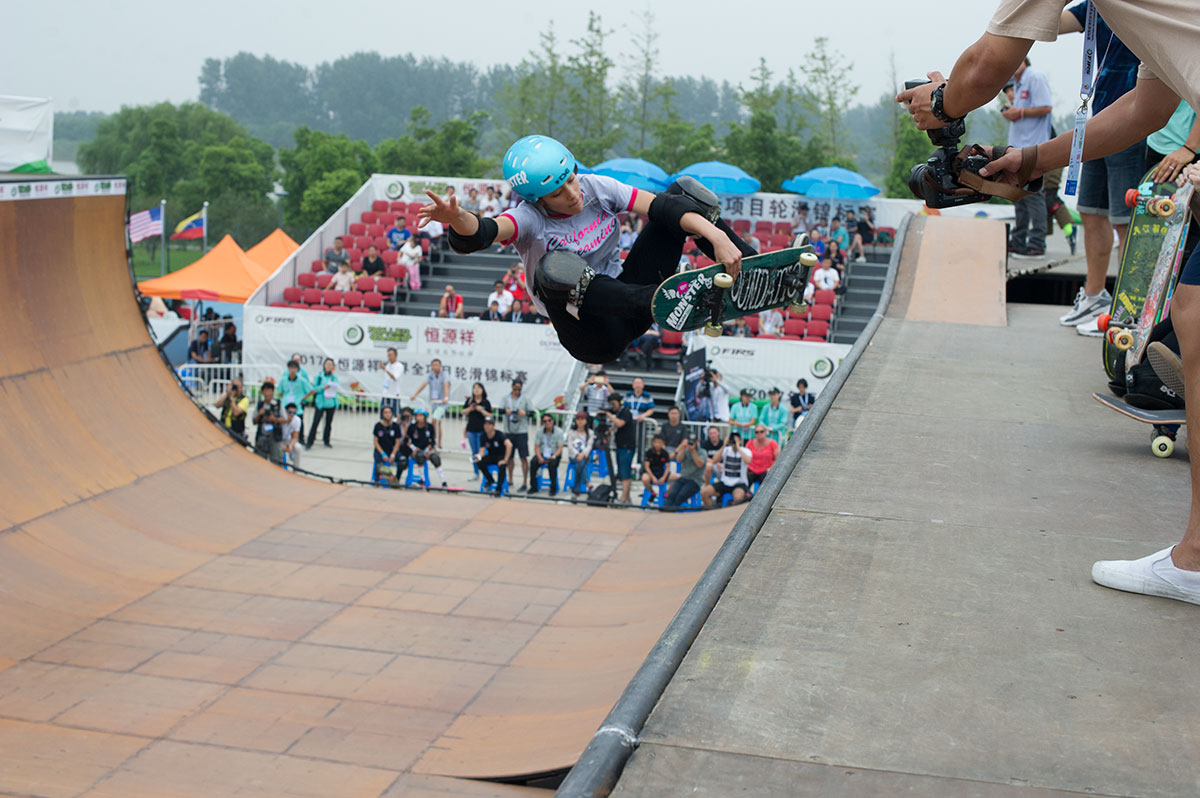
[640,433,675,502]
[631,324,660,367]
[791,202,810,237]
[700,424,726,483]
[411,357,451,447]
[619,219,637,250]
[813,257,841,292]
[603,392,636,504]
[216,378,250,438]
[829,216,850,254]
[217,322,240,363]
[438,285,465,319]
[481,300,507,322]
[666,435,708,508]
[278,360,311,437]
[386,216,412,251]
[362,244,385,277]
[289,353,311,383]
[809,230,827,259]
[847,207,875,263]
[373,405,403,485]
[827,240,847,269]
[323,236,350,272]
[758,387,790,444]
[709,369,731,423]
[701,432,753,507]
[395,407,414,472]
[789,378,816,426]
[500,379,533,491]
[399,237,423,290]
[475,417,512,495]
[565,411,595,496]
[188,329,217,364]
[503,263,527,303]
[329,261,355,292]
[407,408,449,487]
[481,186,501,218]
[727,316,753,338]
[580,370,612,418]
[529,414,564,495]
[746,424,780,488]
[282,403,302,468]
[624,376,656,437]
[746,231,761,252]
[381,347,404,416]
[421,217,445,251]
[758,307,784,338]
[660,406,689,457]
[303,358,339,449]
[487,280,515,316]
[253,380,285,464]
[462,188,481,213]
[730,388,759,437]
[509,300,540,324]
[462,382,492,473]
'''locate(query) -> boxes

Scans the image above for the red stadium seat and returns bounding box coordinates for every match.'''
[654,330,684,366]
[732,219,751,233]
[696,255,715,268]
[322,289,343,306]
[282,287,303,303]
[371,200,388,213]
[342,290,363,308]
[813,289,836,306]
[289,303,308,310]
[350,262,363,274]
[316,273,333,289]
[380,250,398,264]
[783,319,807,337]
[378,212,396,227]
[269,301,289,308]
[311,259,324,273]
[375,276,396,296]
[348,222,366,236]
[420,239,431,255]
[373,237,389,251]
[754,220,773,235]
[297,273,316,288]
[774,222,792,235]
[743,315,760,334]
[806,320,829,338]
[355,276,375,292]
[363,291,383,310]
[386,264,407,282]
[780,334,802,341]
[802,335,825,342]
[366,224,384,237]
[390,200,406,212]
[769,234,790,250]
[360,211,379,225]
[347,248,362,262]
[808,304,833,322]
[355,236,372,251]
[302,288,323,305]
[349,306,373,313]
[407,202,424,216]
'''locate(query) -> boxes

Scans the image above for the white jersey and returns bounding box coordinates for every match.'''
[500,174,637,316]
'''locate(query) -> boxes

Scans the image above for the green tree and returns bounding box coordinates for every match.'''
[199,53,319,147]
[801,37,860,164]
[498,28,568,141]
[376,107,492,177]
[300,169,364,229]
[564,12,621,164]
[885,114,932,198]
[620,11,672,153]
[205,190,281,248]
[278,127,378,226]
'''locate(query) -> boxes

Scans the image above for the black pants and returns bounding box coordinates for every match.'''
[531,454,560,492]
[306,407,334,446]
[543,185,755,363]
[479,451,507,490]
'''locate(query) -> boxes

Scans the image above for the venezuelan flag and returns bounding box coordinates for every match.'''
[170,209,205,240]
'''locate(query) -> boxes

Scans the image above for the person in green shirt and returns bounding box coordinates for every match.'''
[758,387,790,445]
[302,358,340,449]
[729,388,759,436]
[277,360,312,436]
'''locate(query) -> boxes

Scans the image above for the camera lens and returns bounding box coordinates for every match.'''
[907,165,929,201]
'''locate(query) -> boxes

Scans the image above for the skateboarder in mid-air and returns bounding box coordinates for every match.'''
[417,134,755,364]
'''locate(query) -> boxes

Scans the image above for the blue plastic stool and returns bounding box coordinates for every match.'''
[564,459,590,493]
[372,458,398,485]
[479,464,508,496]
[531,461,558,493]
[640,485,667,508]
[406,459,430,487]
[586,448,609,480]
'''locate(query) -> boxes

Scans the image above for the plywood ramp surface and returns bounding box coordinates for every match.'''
[893,215,1008,326]
[0,192,740,795]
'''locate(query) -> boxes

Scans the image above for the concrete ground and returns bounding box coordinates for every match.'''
[612,303,1196,797]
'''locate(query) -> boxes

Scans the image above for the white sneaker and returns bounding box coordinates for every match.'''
[1092,546,1200,605]
[1060,288,1112,326]
[1075,316,1104,337]
[854,256,866,263]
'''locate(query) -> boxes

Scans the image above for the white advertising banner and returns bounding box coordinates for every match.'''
[0,95,53,172]
[0,176,126,202]
[243,308,577,408]
[690,336,852,399]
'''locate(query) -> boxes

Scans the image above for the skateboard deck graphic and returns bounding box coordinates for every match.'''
[1103,169,1193,377]
[651,246,815,333]
[1092,391,1186,458]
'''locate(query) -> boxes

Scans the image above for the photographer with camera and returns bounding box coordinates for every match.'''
[701,431,753,507]
[253,380,285,465]
[897,0,1200,606]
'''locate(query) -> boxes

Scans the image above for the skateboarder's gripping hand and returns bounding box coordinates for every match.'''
[711,235,744,279]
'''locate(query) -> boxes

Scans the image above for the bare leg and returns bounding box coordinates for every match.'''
[1169,284,1200,570]
[1080,212,1113,296]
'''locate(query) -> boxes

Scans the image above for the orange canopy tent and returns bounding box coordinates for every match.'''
[138,235,272,303]
[246,228,298,274]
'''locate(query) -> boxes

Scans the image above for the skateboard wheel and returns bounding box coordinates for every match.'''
[703,322,723,338]
[714,272,734,289]
[789,302,808,315]
[799,252,819,268]
[1113,329,1134,350]
[1096,313,1111,332]
[1152,435,1175,458]
[1125,188,1139,208]
[1154,198,1175,217]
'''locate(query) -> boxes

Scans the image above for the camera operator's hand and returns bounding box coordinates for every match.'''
[895,71,949,131]
[978,145,1043,186]
[1000,106,1023,122]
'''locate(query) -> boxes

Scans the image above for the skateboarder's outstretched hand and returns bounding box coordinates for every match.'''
[418,190,460,228]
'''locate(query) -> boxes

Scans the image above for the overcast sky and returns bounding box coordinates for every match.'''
[13,0,1089,121]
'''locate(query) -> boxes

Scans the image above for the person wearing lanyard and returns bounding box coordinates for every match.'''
[501,379,533,491]
[410,358,451,448]
[897,0,1200,605]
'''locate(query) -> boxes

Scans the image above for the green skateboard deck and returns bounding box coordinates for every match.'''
[1103,169,1191,378]
[651,246,816,333]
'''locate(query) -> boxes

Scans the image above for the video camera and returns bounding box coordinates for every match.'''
[903,79,1042,210]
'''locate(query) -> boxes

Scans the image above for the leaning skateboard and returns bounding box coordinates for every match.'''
[1099,169,1193,378]
[652,241,817,334]
[1092,392,1186,458]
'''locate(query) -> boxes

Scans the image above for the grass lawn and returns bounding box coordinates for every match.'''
[130,244,206,280]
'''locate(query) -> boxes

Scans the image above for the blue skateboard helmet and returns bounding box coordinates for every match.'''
[503,135,577,202]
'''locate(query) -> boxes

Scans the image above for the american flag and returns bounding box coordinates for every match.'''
[129,206,163,243]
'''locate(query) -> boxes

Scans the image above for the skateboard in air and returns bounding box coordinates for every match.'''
[1092,391,1186,458]
[651,240,817,335]
[1098,170,1193,378]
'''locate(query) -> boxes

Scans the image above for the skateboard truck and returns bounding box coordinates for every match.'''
[789,252,819,314]
[703,271,736,337]
[1097,313,1134,350]
[1124,187,1175,218]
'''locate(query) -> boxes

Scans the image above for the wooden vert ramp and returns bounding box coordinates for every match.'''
[0,189,739,797]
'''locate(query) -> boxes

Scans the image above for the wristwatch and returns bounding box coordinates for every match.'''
[930,82,955,123]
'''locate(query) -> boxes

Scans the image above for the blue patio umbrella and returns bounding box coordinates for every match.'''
[672,161,761,195]
[781,166,881,199]
[589,157,670,192]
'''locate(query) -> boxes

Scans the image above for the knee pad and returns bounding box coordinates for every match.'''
[534,251,595,319]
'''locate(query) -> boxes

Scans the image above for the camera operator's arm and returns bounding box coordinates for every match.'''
[896,32,1031,129]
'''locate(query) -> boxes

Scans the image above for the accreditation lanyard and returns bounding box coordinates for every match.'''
[1064,2,1099,196]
